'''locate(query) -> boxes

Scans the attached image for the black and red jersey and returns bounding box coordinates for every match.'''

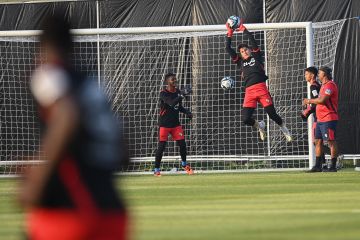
[309,81,321,121]
[226,29,268,88]
[158,88,190,128]
[31,64,126,212]
[316,80,339,122]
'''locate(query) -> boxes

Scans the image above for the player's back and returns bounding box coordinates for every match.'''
[33,65,127,211]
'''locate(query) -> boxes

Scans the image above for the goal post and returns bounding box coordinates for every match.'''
[0,20,348,175]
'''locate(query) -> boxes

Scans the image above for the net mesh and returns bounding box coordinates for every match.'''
[0,20,346,175]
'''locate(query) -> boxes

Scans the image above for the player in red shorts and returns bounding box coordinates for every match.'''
[302,67,326,171]
[19,14,129,240]
[225,19,292,142]
[154,73,193,176]
[303,66,339,172]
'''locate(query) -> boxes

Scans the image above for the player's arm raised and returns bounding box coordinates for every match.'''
[225,22,239,62]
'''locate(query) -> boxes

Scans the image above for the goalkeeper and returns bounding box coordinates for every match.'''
[225,17,292,142]
[302,67,326,171]
[154,73,193,176]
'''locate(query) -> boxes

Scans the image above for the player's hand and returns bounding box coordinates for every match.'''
[186,112,193,120]
[300,112,307,121]
[235,18,246,32]
[180,85,192,97]
[226,22,234,37]
[300,105,311,121]
[302,98,310,106]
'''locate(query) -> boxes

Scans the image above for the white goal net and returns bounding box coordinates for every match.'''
[0,20,346,175]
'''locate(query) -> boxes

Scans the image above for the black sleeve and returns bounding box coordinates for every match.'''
[160,91,183,107]
[225,37,240,62]
[178,105,190,114]
[243,29,259,50]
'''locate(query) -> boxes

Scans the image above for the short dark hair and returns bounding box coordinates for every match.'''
[39,13,73,55]
[305,66,318,76]
[164,73,176,82]
[237,43,249,50]
[319,66,332,79]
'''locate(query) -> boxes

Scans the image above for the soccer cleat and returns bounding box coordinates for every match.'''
[322,167,337,172]
[183,165,194,175]
[280,125,293,142]
[154,170,161,177]
[306,166,322,173]
[258,120,266,141]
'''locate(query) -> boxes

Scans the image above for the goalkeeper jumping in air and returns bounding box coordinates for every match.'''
[154,73,194,176]
[225,17,292,142]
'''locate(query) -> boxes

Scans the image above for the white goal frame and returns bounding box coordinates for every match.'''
[0,22,317,173]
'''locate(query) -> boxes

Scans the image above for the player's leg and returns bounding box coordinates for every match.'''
[154,141,166,176]
[322,121,338,172]
[242,107,266,141]
[154,127,169,176]
[307,122,324,172]
[176,139,193,174]
[313,122,326,169]
[256,84,291,142]
[171,126,193,174]
[263,104,292,142]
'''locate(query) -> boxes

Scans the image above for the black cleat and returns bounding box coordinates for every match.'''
[306,167,322,173]
[323,167,337,172]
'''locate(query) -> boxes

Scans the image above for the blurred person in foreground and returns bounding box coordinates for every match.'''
[19,14,129,240]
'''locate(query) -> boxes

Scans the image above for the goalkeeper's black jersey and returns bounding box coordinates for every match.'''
[226,29,268,88]
[310,81,321,122]
[158,88,188,128]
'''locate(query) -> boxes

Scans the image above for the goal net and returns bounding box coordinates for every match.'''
[0,20,346,175]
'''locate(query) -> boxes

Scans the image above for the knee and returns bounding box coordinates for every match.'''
[157,141,167,152]
[242,116,253,126]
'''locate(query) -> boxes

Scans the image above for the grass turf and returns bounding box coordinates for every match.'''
[1,171,360,240]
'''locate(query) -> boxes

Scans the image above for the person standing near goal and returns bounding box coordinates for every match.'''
[19,14,129,239]
[302,66,326,171]
[154,73,193,176]
[225,18,292,142]
[303,66,339,172]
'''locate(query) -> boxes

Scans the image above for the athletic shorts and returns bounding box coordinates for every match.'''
[159,125,185,141]
[243,82,273,108]
[27,208,128,240]
[315,120,337,141]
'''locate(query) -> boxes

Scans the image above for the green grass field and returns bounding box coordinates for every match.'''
[1,171,360,240]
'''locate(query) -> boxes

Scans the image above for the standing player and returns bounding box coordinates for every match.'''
[154,73,193,176]
[19,14,129,239]
[225,19,292,142]
[303,66,339,172]
[302,66,326,170]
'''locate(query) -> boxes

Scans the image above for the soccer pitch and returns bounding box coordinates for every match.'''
[1,171,360,240]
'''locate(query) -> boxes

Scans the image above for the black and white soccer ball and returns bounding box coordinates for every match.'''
[221,76,235,90]
[227,16,241,30]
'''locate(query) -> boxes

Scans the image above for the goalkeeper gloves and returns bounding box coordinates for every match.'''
[226,23,234,38]
[179,85,192,98]
[226,19,246,37]
[236,18,246,32]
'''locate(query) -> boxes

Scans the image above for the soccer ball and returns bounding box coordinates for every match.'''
[227,16,241,30]
[221,77,235,90]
